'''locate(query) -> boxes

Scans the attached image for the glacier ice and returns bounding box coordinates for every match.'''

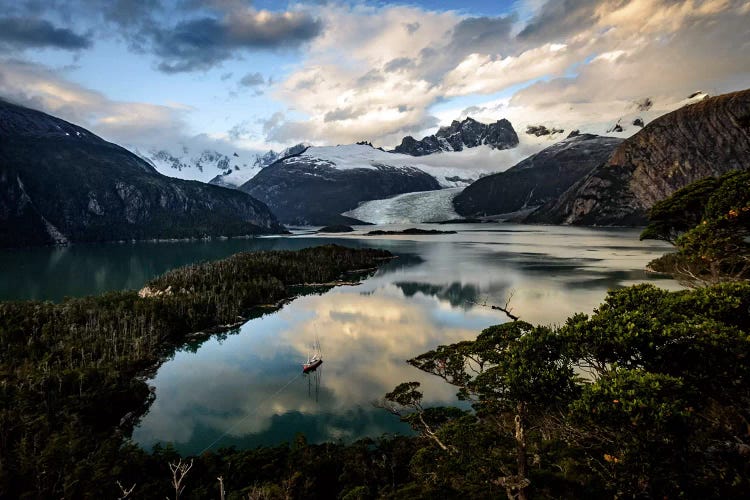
[343,188,463,224]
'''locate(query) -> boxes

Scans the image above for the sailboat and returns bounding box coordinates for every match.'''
[302,337,323,373]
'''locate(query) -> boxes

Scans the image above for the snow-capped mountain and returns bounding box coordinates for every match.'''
[210,142,311,187]
[128,145,254,184]
[237,131,556,225]
[240,144,443,225]
[277,141,545,189]
[0,99,284,247]
[127,142,311,186]
[393,117,519,155]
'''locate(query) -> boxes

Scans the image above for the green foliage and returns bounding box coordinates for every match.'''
[643,170,750,285]
[569,370,696,497]
[3,235,750,498]
[640,176,719,243]
[392,283,750,499]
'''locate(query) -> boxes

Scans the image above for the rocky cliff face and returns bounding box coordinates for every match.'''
[453,133,622,217]
[529,89,750,225]
[240,145,441,225]
[0,100,284,247]
[393,117,519,156]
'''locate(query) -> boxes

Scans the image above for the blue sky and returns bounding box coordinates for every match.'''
[1,0,748,154]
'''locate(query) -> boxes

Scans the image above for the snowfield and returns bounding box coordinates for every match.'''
[343,188,462,224]
[297,138,551,188]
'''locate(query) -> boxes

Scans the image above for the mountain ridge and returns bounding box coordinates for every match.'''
[239,144,442,225]
[453,133,623,218]
[393,117,519,156]
[528,88,750,225]
[0,99,285,247]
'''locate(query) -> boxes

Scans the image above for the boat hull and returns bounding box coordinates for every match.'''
[302,359,323,373]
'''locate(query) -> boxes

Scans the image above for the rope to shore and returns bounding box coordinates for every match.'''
[198,371,304,455]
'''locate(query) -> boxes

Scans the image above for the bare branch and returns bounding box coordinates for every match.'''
[466,291,520,321]
[117,480,136,499]
[168,458,193,500]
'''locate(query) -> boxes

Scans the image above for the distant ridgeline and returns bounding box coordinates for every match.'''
[0,99,285,247]
[0,245,392,498]
[528,88,750,225]
[454,88,750,226]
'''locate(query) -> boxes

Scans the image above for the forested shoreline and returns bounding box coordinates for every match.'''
[0,245,393,498]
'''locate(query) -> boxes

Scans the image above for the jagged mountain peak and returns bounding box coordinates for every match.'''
[393,116,519,156]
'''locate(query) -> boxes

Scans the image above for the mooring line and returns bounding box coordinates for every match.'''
[198,371,304,455]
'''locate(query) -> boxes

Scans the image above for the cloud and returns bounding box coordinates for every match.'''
[442,43,572,97]
[0,58,186,148]
[383,57,415,73]
[147,9,323,73]
[265,0,750,147]
[517,0,606,41]
[0,17,92,50]
[4,0,750,151]
[239,71,265,87]
[1,1,324,73]
[323,107,359,122]
[449,15,516,54]
[261,111,286,135]
[404,21,420,34]
[511,0,750,108]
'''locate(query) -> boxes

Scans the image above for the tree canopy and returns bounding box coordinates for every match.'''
[642,170,750,285]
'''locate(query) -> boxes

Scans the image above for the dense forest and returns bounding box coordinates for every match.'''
[0,245,392,498]
[1,172,749,499]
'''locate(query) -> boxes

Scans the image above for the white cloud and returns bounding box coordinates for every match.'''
[3,0,749,154]
[266,0,750,147]
[0,58,265,166]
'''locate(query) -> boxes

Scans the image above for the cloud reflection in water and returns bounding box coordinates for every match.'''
[132,225,680,454]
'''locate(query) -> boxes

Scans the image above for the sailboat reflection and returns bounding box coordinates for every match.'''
[302,337,323,401]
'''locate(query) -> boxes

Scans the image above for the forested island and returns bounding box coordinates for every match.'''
[1,173,748,499]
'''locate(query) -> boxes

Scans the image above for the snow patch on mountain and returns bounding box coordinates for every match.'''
[293,138,549,188]
[128,144,259,184]
[343,188,462,224]
[212,142,311,187]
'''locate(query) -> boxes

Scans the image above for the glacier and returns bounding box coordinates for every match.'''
[343,188,462,224]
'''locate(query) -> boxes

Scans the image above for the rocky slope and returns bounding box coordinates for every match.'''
[240,144,441,225]
[0,100,284,247]
[453,133,622,217]
[529,89,750,225]
[393,117,519,156]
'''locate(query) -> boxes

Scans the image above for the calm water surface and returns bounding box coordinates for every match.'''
[0,224,679,454]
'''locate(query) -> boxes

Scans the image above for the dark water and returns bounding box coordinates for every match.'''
[0,224,678,454]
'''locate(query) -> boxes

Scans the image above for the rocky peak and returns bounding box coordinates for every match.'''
[0,100,285,247]
[393,116,519,156]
